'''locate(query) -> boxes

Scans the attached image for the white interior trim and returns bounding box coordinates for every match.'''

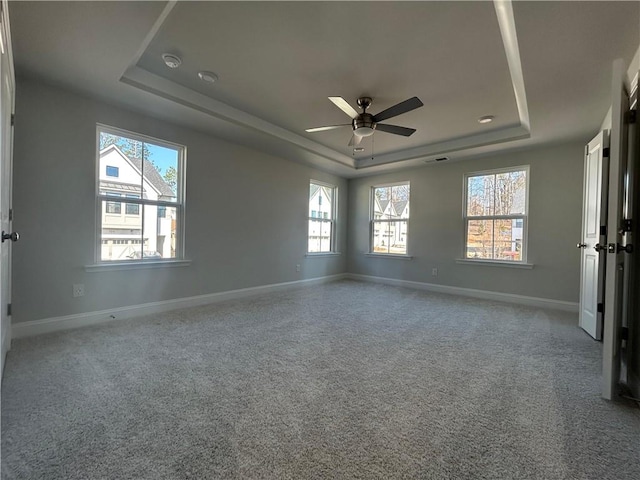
[347,273,578,312]
[12,274,347,339]
[455,259,534,269]
[493,0,531,131]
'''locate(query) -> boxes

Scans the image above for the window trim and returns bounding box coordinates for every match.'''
[95,124,187,264]
[307,180,337,254]
[370,181,410,256]
[463,165,529,263]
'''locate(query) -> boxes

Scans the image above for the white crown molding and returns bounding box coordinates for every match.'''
[347,273,578,312]
[121,66,356,169]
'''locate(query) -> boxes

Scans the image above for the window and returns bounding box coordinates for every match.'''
[106,165,119,177]
[464,166,528,262]
[371,182,410,255]
[125,194,140,215]
[308,181,336,253]
[97,125,185,262]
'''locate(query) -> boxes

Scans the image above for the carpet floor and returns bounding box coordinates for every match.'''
[2,280,639,479]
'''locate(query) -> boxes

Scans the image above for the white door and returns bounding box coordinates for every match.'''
[578,130,609,340]
[0,0,15,376]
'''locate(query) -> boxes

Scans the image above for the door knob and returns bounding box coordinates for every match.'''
[1,231,19,243]
[577,243,587,248]
[594,243,606,252]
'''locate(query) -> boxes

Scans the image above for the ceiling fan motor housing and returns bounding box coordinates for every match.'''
[353,114,376,137]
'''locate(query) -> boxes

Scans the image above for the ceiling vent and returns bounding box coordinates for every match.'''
[424,156,450,164]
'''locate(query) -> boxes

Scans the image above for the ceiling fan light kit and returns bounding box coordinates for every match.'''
[306,95,424,146]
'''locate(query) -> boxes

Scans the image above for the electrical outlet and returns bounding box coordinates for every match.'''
[73,284,84,297]
[432,268,438,277]
[296,264,301,272]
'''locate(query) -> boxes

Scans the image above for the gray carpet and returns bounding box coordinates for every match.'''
[2,279,639,479]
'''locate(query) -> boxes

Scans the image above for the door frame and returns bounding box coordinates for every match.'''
[602,59,630,400]
[0,0,15,377]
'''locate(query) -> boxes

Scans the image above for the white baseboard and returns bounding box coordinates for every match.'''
[13,274,347,339]
[347,273,578,312]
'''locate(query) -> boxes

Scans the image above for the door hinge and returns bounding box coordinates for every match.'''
[621,326,629,341]
[10,113,14,126]
[597,303,604,313]
[8,208,12,221]
[603,147,610,157]
[620,219,632,233]
[624,109,637,124]
[6,303,11,316]
[600,225,607,236]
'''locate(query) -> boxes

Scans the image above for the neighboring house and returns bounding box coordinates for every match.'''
[308,183,333,252]
[99,145,175,260]
[372,197,408,252]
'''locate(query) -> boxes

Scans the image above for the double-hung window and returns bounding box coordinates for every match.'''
[464,166,528,262]
[371,182,410,255]
[308,181,336,253]
[96,125,186,262]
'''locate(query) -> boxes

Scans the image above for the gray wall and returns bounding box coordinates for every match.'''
[347,143,585,303]
[12,79,348,323]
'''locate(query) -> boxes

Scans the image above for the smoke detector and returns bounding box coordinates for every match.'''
[162,53,182,69]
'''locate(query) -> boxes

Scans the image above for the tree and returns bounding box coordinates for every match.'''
[163,166,177,195]
[100,133,152,161]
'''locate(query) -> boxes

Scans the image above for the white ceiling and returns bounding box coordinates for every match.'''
[8,1,640,178]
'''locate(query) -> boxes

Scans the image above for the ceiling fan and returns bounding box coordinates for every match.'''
[305,96,424,146]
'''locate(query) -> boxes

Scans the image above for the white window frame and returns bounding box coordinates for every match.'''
[463,165,529,263]
[307,180,337,253]
[369,181,410,256]
[95,124,187,264]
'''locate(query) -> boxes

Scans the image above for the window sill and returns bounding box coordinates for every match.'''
[455,259,533,269]
[305,252,342,257]
[85,259,192,272]
[364,253,413,260]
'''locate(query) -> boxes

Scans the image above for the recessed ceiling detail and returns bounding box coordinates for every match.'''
[9,0,639,177]
[124,0,527,170]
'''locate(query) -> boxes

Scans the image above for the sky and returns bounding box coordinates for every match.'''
[147,143,178,176]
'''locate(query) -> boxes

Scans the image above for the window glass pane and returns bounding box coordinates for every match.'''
[309,183,334,221]
[372,221,407,254]
[308,219,322,252]
[466,219,494,259]
[99,132,143,191]
[307,219,332,253]
[467,175,494,216]
[495,170,527,215]
[494,219,522,261]
[146,143,180,200]
[372,221,391,253]
[389,220,408,254]
[100,199,142,261]
[374,186,392,220]
[143,205,177,259]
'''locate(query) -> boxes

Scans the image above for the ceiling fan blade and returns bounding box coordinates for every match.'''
[305,124,350,133]
[329,97,359,119]
[348,134,362,146]
[375,123,417,137]
[372,97,424,123]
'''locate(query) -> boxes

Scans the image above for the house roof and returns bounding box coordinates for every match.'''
[128,156,175,197]
[101,145,175,197]
[393,200,408,216]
